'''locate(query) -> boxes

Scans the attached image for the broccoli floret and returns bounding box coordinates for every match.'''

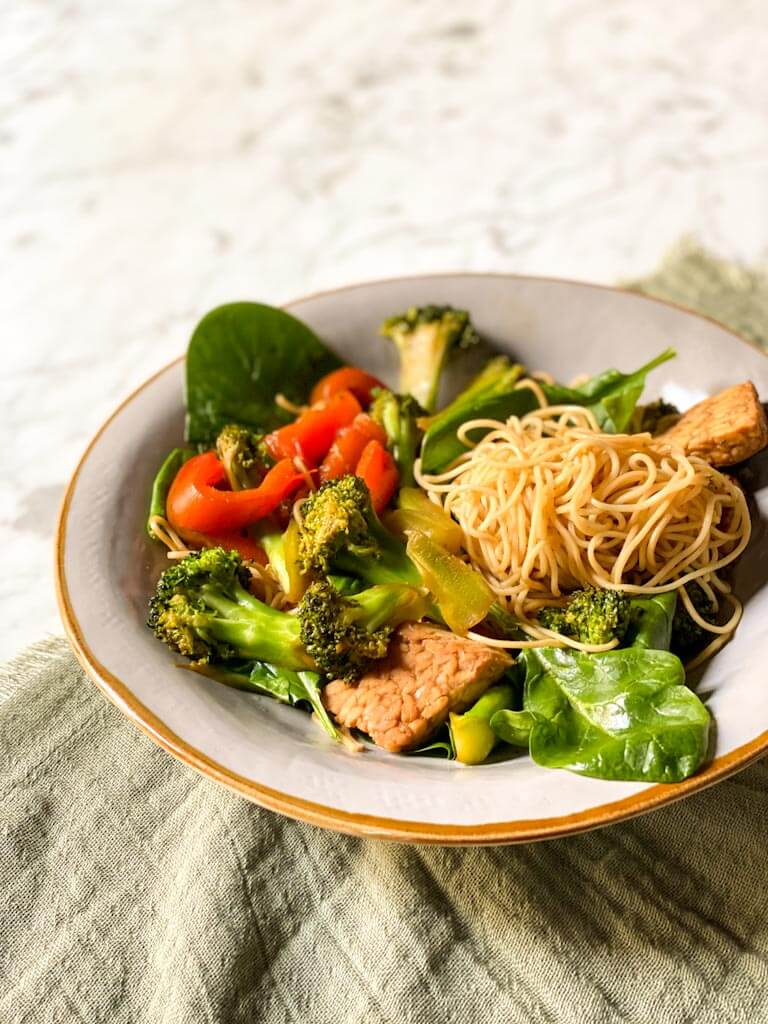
[148,546,428,682]
[539,587,631,645]
[671,583,717,660]
[298,580,429,681]
[369,388,425,488]
[148,547,312,668]
[215,423,269,490]
[630,399,680,435]
[298,475,421,586]
[379,305,479,413]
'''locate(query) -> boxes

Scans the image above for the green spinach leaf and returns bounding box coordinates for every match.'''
[420,358,531,473]
[540,348,676,434]
[185,302,342,444]
[182,659,342,743]
[517,645,709,782]
[624,592,677,651]
[247,661,341,742]
[420,348,675,473]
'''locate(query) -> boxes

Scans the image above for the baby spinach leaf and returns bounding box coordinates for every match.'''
[624,592,677,651]
[185,302,342,445]
[518,646,710,783]
[420,348,676,473]
[181,659,343,743]
[248,661,341,742]
[540,348,676,434]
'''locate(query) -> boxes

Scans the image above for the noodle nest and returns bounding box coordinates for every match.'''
[416,405,750,655]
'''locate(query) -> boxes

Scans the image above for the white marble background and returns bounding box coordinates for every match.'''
[2,0,768,660]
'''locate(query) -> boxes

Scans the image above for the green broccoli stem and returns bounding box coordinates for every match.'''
[329,512,423,586]
[333,544,422,587]
[398,324,449,413]
[344,585,429,632]
[379,306,478,413]
[369,390,422,488]
[198,583,313,670]
[484,602,528,641]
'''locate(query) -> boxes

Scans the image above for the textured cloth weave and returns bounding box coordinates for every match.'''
[3,246,768,1024]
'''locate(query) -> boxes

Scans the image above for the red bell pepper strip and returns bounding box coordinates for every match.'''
[355,439,399,514]
[319,413,387,482]
[310,366,385,408]
[263,389,362,466]
[166,452,304,534]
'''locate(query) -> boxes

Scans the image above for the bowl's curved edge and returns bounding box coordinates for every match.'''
[55,273,768,845]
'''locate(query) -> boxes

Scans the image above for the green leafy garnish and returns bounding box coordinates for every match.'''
[185,302,341,445]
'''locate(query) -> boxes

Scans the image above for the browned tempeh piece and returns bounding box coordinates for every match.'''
[660,381,768,466]
[323,622,511,752]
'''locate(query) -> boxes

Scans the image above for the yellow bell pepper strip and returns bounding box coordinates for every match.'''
[404,529,494,634]
[384,488,464,553]
[259,518,308,603]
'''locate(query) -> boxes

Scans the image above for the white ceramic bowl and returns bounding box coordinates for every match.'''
[56,274,768,844]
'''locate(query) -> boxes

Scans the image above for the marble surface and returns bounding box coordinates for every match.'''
[2,0,768,660]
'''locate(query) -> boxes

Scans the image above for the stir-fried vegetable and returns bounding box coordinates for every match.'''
[147,447,193,536]
[498,645,710,783]
[310,366,384,407]
[671,583,718,660]
[384,487,464,553]
[319,413,387,482]
[450,682,516,765]
[257,518,307,603]
[538,587,631,646]
[185,302,341,444]
[263,389,362,465]
[299,580,431,681]
[215,424,268,491]
[355,439,399,513]
[190,660,342,743]
[166,452,304,534]
[379,305,478,413]
[297,475,421,585]
[420,356,526,474]
[420,349,677,473]
[405,530,494,635]
[369,389,424,488]
[149,547,430,684]
[490,595,711,783]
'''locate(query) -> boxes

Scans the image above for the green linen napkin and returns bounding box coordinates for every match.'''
[3,246,768,1024]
